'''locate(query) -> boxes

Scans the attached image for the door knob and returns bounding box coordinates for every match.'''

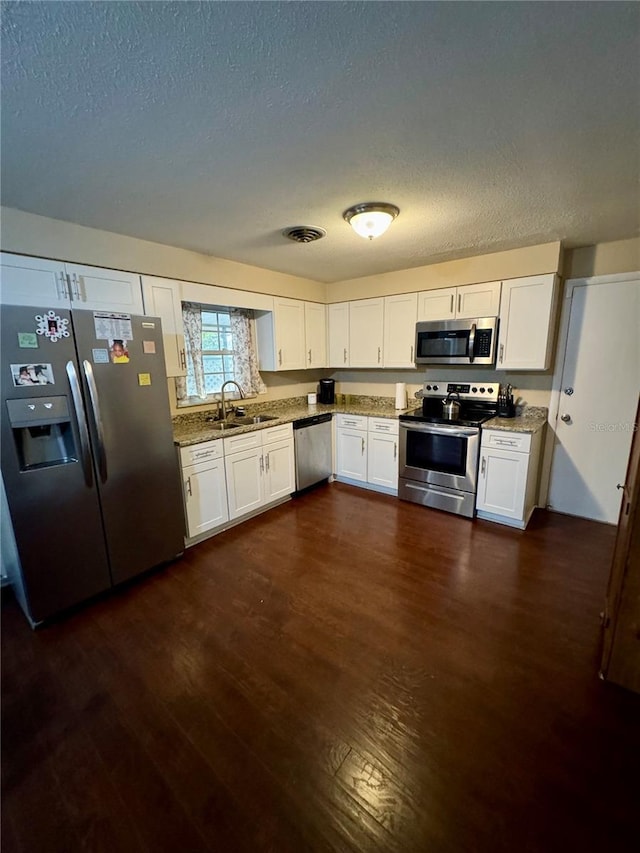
[564,387,574,396]
[560,413,571,422]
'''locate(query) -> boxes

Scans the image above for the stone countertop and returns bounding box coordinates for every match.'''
[483,406,548,434]
[173,395,409,447]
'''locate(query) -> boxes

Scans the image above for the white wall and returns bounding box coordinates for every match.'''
[0,206,326,302]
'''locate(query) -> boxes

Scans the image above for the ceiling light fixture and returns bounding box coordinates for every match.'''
[343,202,400,240]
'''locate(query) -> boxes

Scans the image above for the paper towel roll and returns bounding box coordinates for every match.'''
[395,382,407,409]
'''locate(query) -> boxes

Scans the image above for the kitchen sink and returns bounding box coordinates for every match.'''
[232,414,278,425]
[207,421,241,432]
[232,415,278,425]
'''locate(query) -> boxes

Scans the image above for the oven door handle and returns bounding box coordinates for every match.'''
[467,323,476,363]
[400,422,478,438]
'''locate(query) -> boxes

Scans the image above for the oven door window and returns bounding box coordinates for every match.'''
[406,430,467,476]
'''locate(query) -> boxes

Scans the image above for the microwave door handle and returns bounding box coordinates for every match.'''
[467,323,476,363]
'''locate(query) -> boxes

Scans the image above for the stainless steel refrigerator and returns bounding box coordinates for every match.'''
[1,304,184,626]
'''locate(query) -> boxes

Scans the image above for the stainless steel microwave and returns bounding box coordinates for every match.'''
[415,317,499,365]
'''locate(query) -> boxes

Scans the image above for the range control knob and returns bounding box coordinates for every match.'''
[426,385,432,391]
[472,387,478,393]
[433,385,439,391]
[487,387,494,394]
[479,387,486,393]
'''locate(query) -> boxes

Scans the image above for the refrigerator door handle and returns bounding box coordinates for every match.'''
[82,359,108,482]
[66,360,93,487]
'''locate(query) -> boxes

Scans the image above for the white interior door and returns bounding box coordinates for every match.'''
[547,275,640,523]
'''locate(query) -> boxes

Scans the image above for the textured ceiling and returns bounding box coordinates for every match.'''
[1,1,639,283]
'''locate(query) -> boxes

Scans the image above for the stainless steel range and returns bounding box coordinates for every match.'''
[398,380,499,518]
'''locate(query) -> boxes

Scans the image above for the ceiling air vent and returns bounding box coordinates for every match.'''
[282,226,326,243]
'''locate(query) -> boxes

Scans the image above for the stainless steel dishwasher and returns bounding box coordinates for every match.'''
[293,413,333,491]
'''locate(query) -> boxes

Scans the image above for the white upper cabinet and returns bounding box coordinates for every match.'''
[383,293,417,367]
[256,297,306,371]
[496,274,559,370]
[417,281,501,321]
[327,302,350,367]
[304,302,326,369]
[141,276,186,377]
[349,298,384,367]
[64,263,144,314]
[1,253,67,307]
[0,253,143,314]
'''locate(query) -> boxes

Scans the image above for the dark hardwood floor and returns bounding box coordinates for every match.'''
[2,482,639,853]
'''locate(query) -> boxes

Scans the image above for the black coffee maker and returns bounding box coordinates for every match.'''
[318,378,335,404]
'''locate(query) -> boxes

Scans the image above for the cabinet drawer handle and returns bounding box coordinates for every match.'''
[481,457,486,475]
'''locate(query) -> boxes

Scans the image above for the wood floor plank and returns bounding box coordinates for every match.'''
[3,484,639,852]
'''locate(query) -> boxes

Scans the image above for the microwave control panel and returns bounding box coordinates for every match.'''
[474,328,493,357]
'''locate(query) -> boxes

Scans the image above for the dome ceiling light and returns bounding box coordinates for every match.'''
[343,202,400,240]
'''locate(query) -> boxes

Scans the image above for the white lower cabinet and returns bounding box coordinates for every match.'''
[335,414,398,494]
[335,415,368,482]
[367,418,399,490]
[178,423,295,542]
[224,423,294,521]
[225,444,264,520]
[180,442,229,540]
[476,428,544,529]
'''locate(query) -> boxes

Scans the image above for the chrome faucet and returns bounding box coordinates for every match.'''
[218,380,245,420]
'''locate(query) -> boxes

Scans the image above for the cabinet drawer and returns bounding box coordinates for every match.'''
[336,413,367,431]
[261,422,293,444]
[180,440,224,467]
[481,430,531,453]
[368,417,399,436]
[223,431,262,455]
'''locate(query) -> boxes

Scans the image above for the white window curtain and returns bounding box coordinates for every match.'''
[229,308,267,396]
[177,301,206,400]
[175,302,266,402]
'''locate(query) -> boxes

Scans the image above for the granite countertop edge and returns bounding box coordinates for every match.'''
[173,398,549,447]
[483,406,548,434]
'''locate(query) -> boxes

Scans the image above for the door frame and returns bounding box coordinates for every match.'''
[540,270,640,509]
